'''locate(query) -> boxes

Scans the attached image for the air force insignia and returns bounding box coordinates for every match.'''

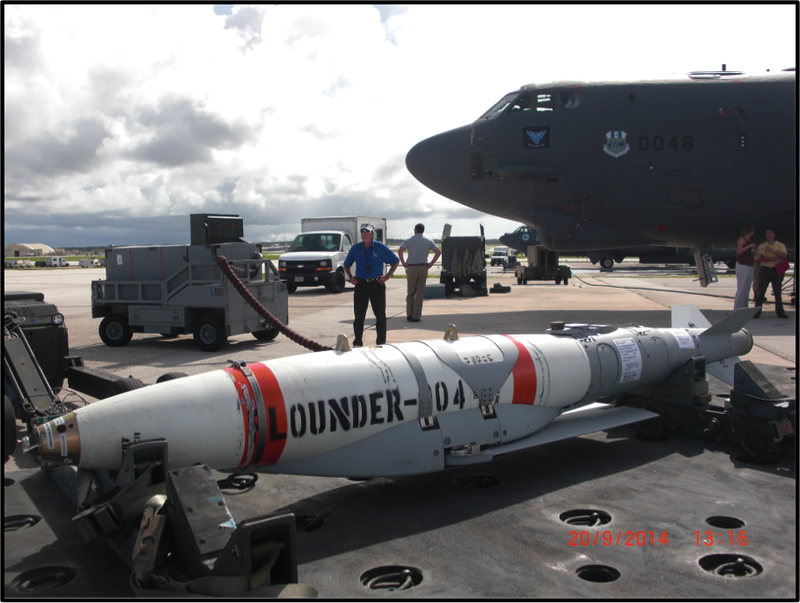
[603,130,629,158]
[523,126,551,149]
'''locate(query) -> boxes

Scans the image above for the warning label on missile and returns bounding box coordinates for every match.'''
[613,338,642,383]
[666,328,696,350]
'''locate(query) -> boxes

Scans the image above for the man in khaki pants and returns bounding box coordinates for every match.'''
[398,224,441,322]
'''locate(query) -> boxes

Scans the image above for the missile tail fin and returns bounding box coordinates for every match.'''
[700,307,759,338]
[671,304,711,329]
[697,307,757,386]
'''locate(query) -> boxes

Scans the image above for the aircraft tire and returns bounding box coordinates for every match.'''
[600,257,614,270]
[99,314,133,347]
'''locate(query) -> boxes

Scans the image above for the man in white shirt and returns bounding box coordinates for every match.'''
[398,224,441,322]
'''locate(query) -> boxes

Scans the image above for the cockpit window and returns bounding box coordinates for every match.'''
[480,92,522,119]
[481,90,568,119]
[560,91,580,109]
[536,93,554,111]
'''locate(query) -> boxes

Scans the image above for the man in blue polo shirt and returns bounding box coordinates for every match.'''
[343,223,399,346]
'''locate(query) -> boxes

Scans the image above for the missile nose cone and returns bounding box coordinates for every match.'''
[33,412,82,466]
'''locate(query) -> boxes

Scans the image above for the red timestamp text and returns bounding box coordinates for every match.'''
[568,530,669,547]
[694,530,748,546]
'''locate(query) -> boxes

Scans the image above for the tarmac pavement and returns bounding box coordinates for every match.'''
[3,263,796,598]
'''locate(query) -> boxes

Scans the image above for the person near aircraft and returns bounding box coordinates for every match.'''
[343,223,400,346]
[753,228,789,319]
[734,224,757,311]
[398,223,442,322]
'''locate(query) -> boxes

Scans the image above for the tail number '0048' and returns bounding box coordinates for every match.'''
[433,380,466,412]
[638,136,693,152]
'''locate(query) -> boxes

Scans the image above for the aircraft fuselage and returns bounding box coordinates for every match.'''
[406,71,796,251]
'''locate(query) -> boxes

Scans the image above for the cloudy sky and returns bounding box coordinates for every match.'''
[4,4,796,247]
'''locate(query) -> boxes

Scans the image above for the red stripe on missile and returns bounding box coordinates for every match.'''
[251,363,288,466]
[504,335,537,405]
[225,367,258,467]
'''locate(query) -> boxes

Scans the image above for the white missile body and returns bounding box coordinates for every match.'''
[32,307,754,478]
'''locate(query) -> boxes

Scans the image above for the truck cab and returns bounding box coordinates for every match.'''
[490,247,510,266]
[279,231,353,293]
[278,216,387,293]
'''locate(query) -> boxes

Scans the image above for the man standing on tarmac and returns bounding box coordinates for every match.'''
[344,223,399,346]
[398,224,441,322]
[753,227,789,319]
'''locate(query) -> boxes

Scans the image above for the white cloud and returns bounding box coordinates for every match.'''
[3,4,796,247]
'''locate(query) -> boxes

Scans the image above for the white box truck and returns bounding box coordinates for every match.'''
[279,216,387,293]
[45,256,70,267]
[79,259,101,268]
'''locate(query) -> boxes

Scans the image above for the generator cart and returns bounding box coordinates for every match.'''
[91,214,288,351]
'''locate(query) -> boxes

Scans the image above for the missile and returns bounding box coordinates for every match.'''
[28,307,754,478]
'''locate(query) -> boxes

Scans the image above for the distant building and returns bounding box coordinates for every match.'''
[5,243,56,257]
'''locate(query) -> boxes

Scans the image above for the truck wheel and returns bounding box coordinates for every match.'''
[287,284,298,293]
[325,271,346,293]
[564,278,569,286]
[517,277,522,285]
[194,316,226,352]
[99,314,133,347]
[4,395,17,463]
[252,328,280,342]
[555,277,561,285]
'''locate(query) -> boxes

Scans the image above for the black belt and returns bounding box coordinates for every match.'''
[407,263,428,266]
[362,278,382,282]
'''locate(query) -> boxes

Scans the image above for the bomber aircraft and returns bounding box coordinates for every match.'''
[406,68,796,253]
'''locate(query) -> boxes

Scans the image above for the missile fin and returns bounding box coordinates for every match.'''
[700,307,759,338]
[705,357,740,387]
[488,404,658,457]
[671,304,711,329]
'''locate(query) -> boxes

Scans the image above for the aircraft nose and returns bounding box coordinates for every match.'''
[406,125,472,195]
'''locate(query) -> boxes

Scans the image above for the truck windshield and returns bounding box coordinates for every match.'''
[288,233,341,252]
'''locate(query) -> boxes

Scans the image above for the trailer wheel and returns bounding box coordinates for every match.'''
[325,271,346,293]
[555,276,561,285]
[99,314,133,347]
[194,316,226,352]
[252,328,280,342]
[112,377,145,394]
[4,395,17,463]
[156,372,188,383]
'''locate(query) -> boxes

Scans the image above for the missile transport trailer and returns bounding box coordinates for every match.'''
[91,214,289,351]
